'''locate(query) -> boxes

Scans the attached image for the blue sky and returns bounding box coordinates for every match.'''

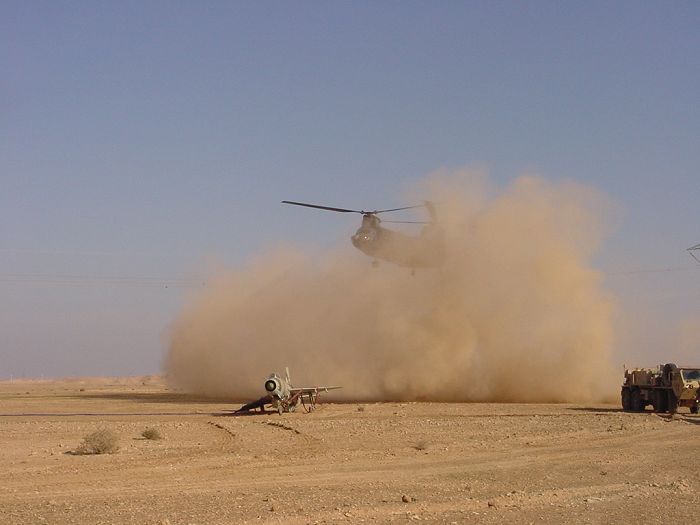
[2,2,699,377]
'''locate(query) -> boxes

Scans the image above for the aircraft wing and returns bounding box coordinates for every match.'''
[235,394,273,412]
[290,386,342,394]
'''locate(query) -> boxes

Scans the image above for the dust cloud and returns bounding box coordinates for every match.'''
[675,315,700,365]
[165,170,617,402]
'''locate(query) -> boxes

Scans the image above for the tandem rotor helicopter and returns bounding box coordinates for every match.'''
[282,200,444,270]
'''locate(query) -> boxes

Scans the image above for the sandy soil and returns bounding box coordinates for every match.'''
[0,378,698,524]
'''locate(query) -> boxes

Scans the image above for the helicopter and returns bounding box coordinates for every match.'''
[282,200,444,270]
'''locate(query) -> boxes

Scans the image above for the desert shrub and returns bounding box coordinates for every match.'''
[141,427,162,440]
[413,440,429,451]
[74,428,119,455]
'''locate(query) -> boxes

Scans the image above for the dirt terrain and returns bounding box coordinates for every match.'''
[0,378,698,524]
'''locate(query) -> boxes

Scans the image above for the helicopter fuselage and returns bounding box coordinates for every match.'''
[351,215,442,269]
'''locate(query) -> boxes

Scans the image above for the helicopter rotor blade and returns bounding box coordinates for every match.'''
[373,205,424,214]
[282,201,426,216]
[281,201,363,214]
[381,220,429,224]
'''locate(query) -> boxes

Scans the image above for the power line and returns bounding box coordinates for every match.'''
[0,265,699,287]
[606,265,700,276]
[0,273,206,288]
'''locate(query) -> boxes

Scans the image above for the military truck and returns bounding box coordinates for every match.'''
[621,363,700,414]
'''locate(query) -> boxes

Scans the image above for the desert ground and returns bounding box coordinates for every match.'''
[0,378,698,524]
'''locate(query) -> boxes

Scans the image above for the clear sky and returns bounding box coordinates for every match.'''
[2,2,699,378]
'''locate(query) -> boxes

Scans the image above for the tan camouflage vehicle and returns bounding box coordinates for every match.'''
[621,363,700,414]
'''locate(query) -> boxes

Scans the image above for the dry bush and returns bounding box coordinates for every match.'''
[141,427,162,440]
[74,428,119,455]
[413,440,429,451]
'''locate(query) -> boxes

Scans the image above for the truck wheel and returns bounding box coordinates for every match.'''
[691,403,699,415]
[621,388,631,411]
[631,389,644,412]
[654,390,668,413]
[668,391,678,415]
[652,390,662,412]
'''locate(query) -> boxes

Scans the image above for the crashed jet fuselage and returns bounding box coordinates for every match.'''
[236,369,341,415]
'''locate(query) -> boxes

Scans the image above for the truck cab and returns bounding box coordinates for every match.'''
[621,363,700,414]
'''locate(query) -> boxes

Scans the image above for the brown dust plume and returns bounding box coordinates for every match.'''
[165,170,617,402]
